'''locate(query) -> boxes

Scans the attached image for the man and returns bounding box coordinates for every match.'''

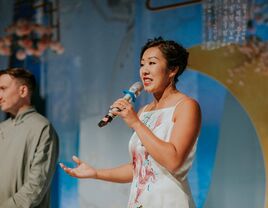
[0,67,59,208]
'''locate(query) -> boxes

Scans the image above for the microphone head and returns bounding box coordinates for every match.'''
[129,82,143,97]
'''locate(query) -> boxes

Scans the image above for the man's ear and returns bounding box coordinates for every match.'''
[19,85,29,98]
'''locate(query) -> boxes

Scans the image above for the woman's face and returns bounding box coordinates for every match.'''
[140,46,174,93]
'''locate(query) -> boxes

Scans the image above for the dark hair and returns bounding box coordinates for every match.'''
[140,37,189,83]
[0,67,36,96]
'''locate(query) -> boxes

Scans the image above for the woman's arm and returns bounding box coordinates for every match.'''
[60,156,133,183]
[114,98,201,173]
[95,162,133,183]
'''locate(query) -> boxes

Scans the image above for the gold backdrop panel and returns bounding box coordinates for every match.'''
[188,44,268,207]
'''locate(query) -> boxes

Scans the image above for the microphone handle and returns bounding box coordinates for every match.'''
[98,115,113,127]
[98,91,135,128]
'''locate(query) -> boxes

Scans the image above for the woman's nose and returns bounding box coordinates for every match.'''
[141,66,149,75]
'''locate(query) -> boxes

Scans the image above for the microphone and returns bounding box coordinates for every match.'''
[98,82,143,128]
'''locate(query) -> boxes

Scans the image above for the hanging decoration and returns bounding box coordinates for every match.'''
[202,0,253,50]
[0,0,63,61]
[225,2,268,86]
[0,19,64,60]
[201,0,268,86]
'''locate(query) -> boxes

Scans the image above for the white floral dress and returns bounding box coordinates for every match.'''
[128,102,197,208]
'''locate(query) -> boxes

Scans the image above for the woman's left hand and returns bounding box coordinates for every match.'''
[111,98,141,128]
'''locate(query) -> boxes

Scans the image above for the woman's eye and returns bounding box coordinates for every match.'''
[149,62,155,65]
[140,63,144,67]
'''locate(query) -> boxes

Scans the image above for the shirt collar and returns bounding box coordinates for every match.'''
[10,107,36,125]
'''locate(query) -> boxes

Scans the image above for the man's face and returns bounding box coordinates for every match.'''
[0,74,23,115]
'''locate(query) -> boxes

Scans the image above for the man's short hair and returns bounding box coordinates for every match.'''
[0,67,36,96]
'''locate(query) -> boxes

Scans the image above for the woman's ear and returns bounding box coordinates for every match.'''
[169,66,179,79]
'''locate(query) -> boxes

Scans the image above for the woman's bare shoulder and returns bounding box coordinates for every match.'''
[173,95,201,121]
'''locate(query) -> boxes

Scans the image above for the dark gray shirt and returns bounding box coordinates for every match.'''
[0,108,59,208]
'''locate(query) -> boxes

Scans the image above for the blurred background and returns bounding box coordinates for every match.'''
[0,0,267,207]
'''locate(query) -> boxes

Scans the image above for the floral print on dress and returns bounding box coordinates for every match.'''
[142,112,163,131]
[131,147,156,206]
[152,113,163,130]
[129,112,164,207]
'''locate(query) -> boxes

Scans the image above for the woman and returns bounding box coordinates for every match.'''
[60,37,201,208]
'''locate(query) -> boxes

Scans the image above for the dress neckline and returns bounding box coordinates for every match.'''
[140,95,188,114]
[141,106,175,114]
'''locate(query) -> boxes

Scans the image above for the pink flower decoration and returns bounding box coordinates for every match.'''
[37,41,48,51]
[16,50,26,60]
[50,41,65,54]
[5,25,16,34]
[18,39,33,48]
[33,48,43,57]
[2,36,12,46]
[0,19,64,58]
[55,45,65,54]
[44,27,53,35]
[0,46,11,55]
[34,25,47,36]
[25,47,35,56]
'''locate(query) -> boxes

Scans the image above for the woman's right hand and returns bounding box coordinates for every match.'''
[59,156,97,179]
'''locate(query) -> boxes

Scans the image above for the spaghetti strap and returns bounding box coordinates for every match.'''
[139,104,149,114]
[174,95,188,108]
[172,96,192,121]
